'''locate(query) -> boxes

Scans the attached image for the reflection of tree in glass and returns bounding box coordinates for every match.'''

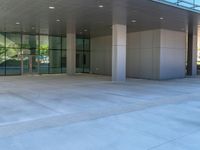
[5,47,21,67]
[40,45,48,55]
[7,43,19,48]
[0,46,5,65]
[6,48,19,58]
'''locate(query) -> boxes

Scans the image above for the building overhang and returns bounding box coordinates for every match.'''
[0,0,198,37]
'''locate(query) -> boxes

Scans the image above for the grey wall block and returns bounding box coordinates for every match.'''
[90,29,186,80]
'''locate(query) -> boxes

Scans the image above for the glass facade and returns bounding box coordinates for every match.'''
[154,0,200,12]
[0,33,90,76]
[76,38,90,73]
[5,33,21,75]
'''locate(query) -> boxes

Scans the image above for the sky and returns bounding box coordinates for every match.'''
[160,0,200,10]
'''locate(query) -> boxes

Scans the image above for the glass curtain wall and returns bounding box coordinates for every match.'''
[49,36,62,73]
[0,32,90,76]
[61,37,66,73]
[39,35,49,74]
[0,33,5,75]
[22,34,39,74]
[5,33,21,75]
[155,0,200,12]
[76,38,90,73]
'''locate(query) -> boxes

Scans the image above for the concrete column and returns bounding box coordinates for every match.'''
[187,27,197,76]
[112,24,127,81]
[67,24,76,75]
[112,0,127,81]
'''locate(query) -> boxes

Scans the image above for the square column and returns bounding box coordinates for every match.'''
[67,25,76,75]
[112,24,127,81]
[187,31,197,76]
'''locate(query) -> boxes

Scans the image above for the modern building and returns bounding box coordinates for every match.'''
[0,0,199,81]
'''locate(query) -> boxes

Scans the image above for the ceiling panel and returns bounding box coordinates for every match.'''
[0,0,198,37]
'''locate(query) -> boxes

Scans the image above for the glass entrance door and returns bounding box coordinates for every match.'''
[21,54,39,75]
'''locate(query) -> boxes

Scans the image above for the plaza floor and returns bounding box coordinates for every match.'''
[0,74,200,150]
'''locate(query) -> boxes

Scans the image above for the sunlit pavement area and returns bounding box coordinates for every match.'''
[0,74,200,150]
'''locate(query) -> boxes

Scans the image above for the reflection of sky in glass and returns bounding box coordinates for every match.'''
[155,0,200,11]
[196,0,200,5]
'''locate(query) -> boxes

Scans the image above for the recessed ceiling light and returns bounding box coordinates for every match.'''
[56,19,60,22]
[131,20,137,23]
[84,29,88,32]
[99,4,104,8]
[49,6,55,9]
[16,22,20,25]
[160,17,164,20]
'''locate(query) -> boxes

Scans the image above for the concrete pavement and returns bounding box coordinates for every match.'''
[0,74,200,150]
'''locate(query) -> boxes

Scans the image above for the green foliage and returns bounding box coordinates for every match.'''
[40,45,48,55]
[0,47,5,64]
